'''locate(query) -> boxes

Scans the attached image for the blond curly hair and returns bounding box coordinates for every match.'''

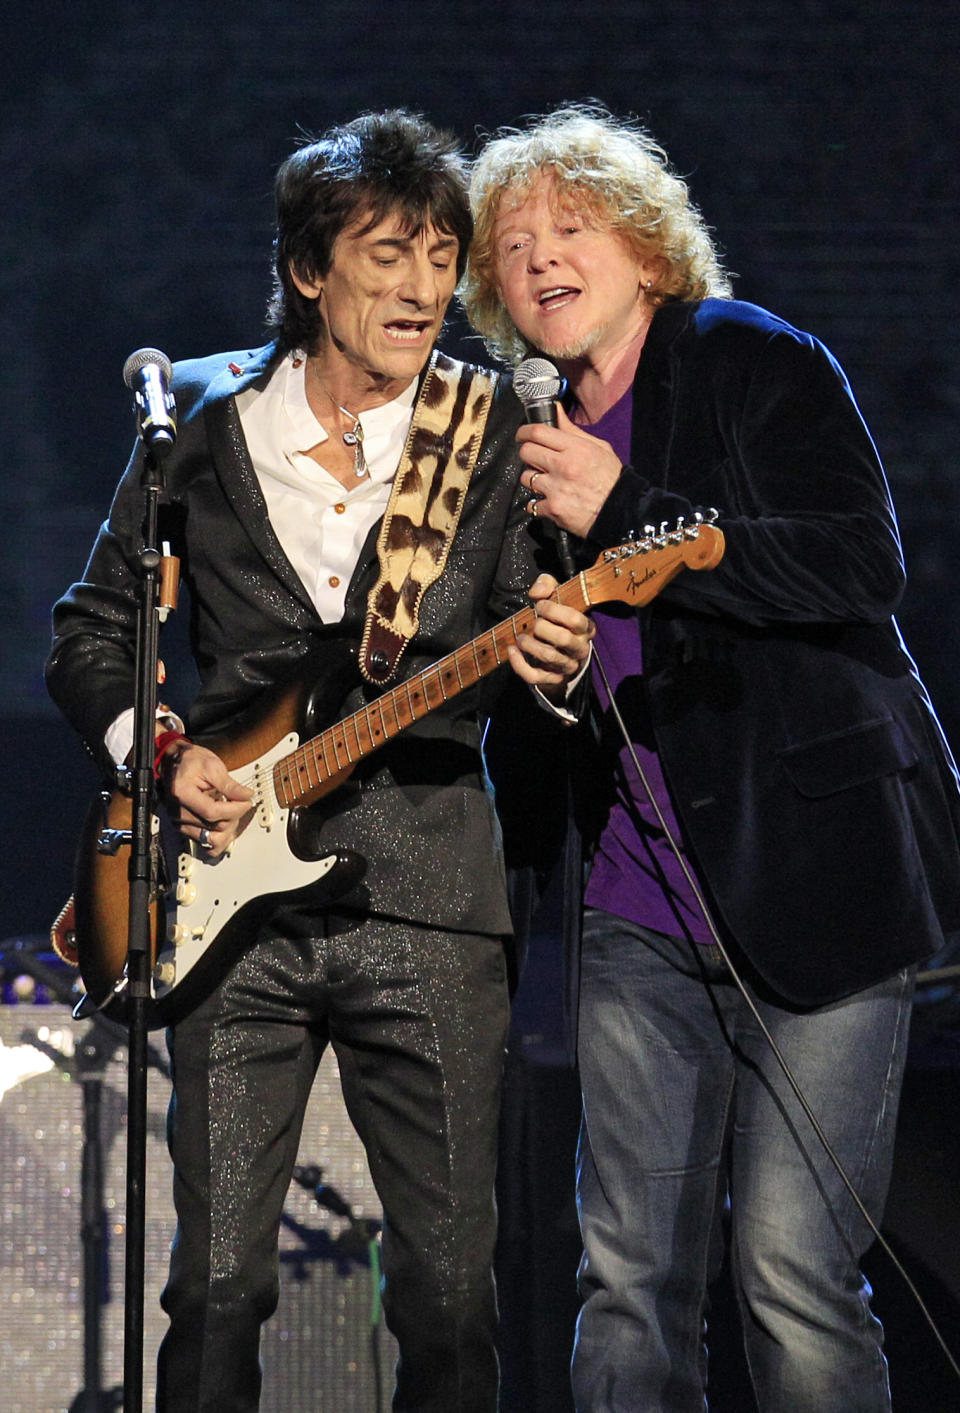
[463,104,733,364]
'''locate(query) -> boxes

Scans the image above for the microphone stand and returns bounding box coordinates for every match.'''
[121,439,174,1412]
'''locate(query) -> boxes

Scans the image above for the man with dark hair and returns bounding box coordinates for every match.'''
[268,110,476,354]
[47,109,591,1413]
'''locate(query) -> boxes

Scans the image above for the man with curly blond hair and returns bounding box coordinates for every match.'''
[468,106,960,1413]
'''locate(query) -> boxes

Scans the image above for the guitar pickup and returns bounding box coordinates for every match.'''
[252,763,275,832]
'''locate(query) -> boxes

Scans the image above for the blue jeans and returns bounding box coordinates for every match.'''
[573,910,914,1413]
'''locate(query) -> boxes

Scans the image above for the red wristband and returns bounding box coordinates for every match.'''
[153,730,189,778]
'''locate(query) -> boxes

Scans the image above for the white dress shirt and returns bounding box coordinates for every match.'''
[237,352,418,621]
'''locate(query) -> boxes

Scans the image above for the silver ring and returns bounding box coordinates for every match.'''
[198,827,212,851]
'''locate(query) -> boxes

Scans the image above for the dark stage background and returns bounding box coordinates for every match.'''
[2,2,958,1410]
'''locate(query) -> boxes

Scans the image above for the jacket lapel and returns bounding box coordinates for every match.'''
[201,345,322,618]
[630,301,692,487]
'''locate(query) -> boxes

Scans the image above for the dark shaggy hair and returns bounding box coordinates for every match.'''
[266,109,472,354]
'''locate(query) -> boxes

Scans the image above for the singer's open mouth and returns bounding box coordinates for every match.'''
[538,286,580,311]
[383,318,433,341]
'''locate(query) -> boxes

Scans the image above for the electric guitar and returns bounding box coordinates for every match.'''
[71,523,724,1028]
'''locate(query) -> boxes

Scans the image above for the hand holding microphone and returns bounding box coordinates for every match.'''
[513,357,622,541]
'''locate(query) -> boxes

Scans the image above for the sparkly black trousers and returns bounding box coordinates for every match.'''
[155,908,510,1412]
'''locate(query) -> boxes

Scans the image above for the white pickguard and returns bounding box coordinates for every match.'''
[150,733,341,1005]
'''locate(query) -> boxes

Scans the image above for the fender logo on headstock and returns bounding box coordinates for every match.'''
[622,563,667,596]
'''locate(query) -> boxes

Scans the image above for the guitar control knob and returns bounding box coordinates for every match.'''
[167,923,191,945]
[176,879,197,906]
[153,962,176,988]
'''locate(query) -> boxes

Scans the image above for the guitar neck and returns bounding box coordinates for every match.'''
[273,573,591,809]
[271,523,725,810]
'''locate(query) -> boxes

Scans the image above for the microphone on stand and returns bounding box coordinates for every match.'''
[123,347,177,457]
[513,357,576,576]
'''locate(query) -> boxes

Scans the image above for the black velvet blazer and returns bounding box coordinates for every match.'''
[495,299,960,1011]
[46,343,545,935]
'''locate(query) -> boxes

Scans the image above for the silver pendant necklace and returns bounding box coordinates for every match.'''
[307,362,368,478]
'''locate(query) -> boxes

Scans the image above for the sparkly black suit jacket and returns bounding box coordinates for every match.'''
[47,343,543,936]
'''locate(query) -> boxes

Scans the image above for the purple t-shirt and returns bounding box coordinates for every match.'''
[580,390,714,944]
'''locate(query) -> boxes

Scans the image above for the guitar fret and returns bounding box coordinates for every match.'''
[344,713,361,760]
[298,746,319,792]
[400,688,414,727]
[318,733,335,777]
[408,677,427,719]
[420,667,439,709]
[359,701,377,750]
[403,679,417,722]
[292,754,308,796]
[275,764,292,807]
[311,741,327,784]
[380,692,398,736]
[359,709,374,751]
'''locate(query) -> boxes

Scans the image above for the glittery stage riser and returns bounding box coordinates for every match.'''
[0,1004,396,1411]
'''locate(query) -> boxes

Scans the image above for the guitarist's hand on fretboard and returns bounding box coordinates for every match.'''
[507,571,595,701]
[159,742,254,858]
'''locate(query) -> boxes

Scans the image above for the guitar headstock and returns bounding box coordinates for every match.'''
[582,517,725,608]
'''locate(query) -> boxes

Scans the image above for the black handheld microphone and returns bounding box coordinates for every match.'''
[123,347,177,457]
[513,356,576,576]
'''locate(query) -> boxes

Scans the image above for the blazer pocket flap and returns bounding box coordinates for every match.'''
[778,716,917,799]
